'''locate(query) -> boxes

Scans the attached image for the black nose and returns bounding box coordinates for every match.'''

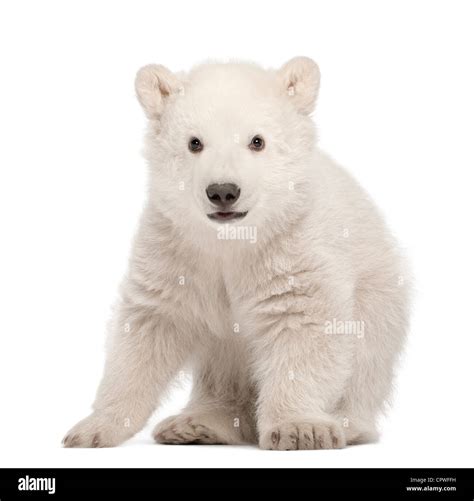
[206,183,241,207]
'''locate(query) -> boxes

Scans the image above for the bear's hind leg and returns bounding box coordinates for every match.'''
[153,337,257,445]
[333,272,410,445]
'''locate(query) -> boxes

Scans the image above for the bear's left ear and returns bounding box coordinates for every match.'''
[135,64,182,120]
[278,57,320,115]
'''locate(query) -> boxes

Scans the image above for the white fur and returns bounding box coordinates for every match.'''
[63,57,410,450]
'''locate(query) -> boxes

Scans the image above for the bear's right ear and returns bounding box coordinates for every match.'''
[278,57,320,115]
[135,64,182,119]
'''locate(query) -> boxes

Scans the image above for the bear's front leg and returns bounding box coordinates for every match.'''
[250,283,356,451]
[63,298,193,448]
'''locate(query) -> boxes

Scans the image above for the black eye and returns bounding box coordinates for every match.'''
[249,135,265,151]
[188,137,203,153]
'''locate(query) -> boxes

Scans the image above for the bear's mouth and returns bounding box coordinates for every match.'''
[207,211,248,223]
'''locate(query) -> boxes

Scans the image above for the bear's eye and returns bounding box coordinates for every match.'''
[249,135,265,151]
[188,137,203,153]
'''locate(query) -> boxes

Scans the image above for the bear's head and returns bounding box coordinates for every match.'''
[135,57,320,247]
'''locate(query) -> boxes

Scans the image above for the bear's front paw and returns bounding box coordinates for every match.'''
[62,412,132,448]
[259,420,346,451]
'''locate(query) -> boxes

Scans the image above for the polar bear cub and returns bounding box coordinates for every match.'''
[63,57,410,450]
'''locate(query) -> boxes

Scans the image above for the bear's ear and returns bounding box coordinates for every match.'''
[278,57,320,115]
[135,64,182,119]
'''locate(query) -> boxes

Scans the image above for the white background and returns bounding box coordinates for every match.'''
[0,0,473,468]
